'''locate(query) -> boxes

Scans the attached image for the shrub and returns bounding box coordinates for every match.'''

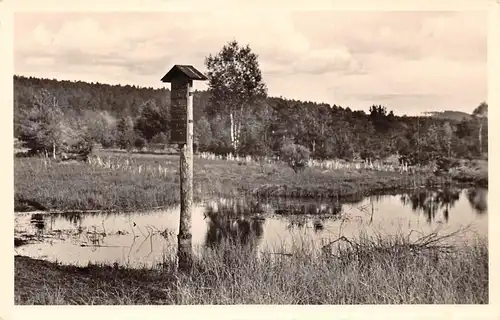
[100,136,115,149]
[59,137,93,162]
[360,150,376,162]
[435,156,460,176]
[280,143,311,173]
[151,132,169,144]
[134,137,147,150]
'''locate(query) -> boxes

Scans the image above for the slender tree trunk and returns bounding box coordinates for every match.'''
[230,112,235,151]
[229,112,243,153]
[237,105,244,153]
[235,121,241,153]
[52,141,56,160]
[478,121,483,155]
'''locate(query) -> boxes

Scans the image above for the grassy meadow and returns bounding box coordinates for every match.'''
[14,150,487,213]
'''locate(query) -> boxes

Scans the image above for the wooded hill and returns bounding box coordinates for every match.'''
[13,75,488,163]
[423,111,473,122]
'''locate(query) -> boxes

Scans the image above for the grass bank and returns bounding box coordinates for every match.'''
[15,232,488,305]
[448,159,488,188]
[14,152,488,212]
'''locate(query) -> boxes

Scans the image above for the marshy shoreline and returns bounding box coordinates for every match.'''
[14,153,489,305]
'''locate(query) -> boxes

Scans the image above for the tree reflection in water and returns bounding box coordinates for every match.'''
[400,187,462,223]
[54,212,84,234]
[58,212,83,227]
[203,198,265,249]
[466,188,488,214]
[202,198,343,251]
[274,201,342,216]
[270,200,342,232]
[30,213,46,234]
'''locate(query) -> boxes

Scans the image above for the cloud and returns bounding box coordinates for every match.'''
[15,11,364,78]
[14,10,487,115]
[23,56,55,67]
[294,47,364,75]
[355,93,442,100]
[295,11,486,63]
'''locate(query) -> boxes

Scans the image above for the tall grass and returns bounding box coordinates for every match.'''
[15,230,488,304]
[14,150,485,212]
[14,155,417,212]
[14,156,181,211]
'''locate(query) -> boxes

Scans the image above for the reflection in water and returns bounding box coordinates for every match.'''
[204,198,265,249]
[274,202,342,216]
[467,188,488,214]
[313,219,324,232]
[270,200,343,231]
[55,212,84,233]
[15,187,488,268]
[62,212,82,227]
[30,213,45,234]
[399,188,461,223]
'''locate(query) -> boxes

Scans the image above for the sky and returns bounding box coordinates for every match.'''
[14,10,487,116]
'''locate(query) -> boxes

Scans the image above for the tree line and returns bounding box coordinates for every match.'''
[14,40,488,165]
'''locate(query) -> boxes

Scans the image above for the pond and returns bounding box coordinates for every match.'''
[14,187,488,268]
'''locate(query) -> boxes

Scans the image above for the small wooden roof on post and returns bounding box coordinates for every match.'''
[161,65,208,83]
[160,64,207,146]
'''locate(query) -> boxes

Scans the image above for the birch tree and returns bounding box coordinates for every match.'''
[442,121,453,158]
[472,102,488,155]
[18,88,63,158]
[116,116,135,151]
[205,40,267,153]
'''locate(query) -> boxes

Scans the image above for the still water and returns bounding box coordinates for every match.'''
[14,187,488,268]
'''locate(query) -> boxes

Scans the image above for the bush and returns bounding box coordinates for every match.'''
[207,145,236,158]
[59,137,93,162]
[239,138,273,158]
[435,156,460,176]
[151,132,169,145]
[101,136,115,149]
[360,150,376,162]
[280,143,311,173]
[134,137,147,150]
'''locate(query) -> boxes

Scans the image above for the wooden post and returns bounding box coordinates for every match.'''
[161,65,207,272]
[178,81,194,271]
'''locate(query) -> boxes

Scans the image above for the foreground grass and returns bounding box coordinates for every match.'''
[14,151,486,212]
[15,233,488,304]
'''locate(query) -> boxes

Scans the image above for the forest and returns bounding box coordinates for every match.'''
[13,42,488,166]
